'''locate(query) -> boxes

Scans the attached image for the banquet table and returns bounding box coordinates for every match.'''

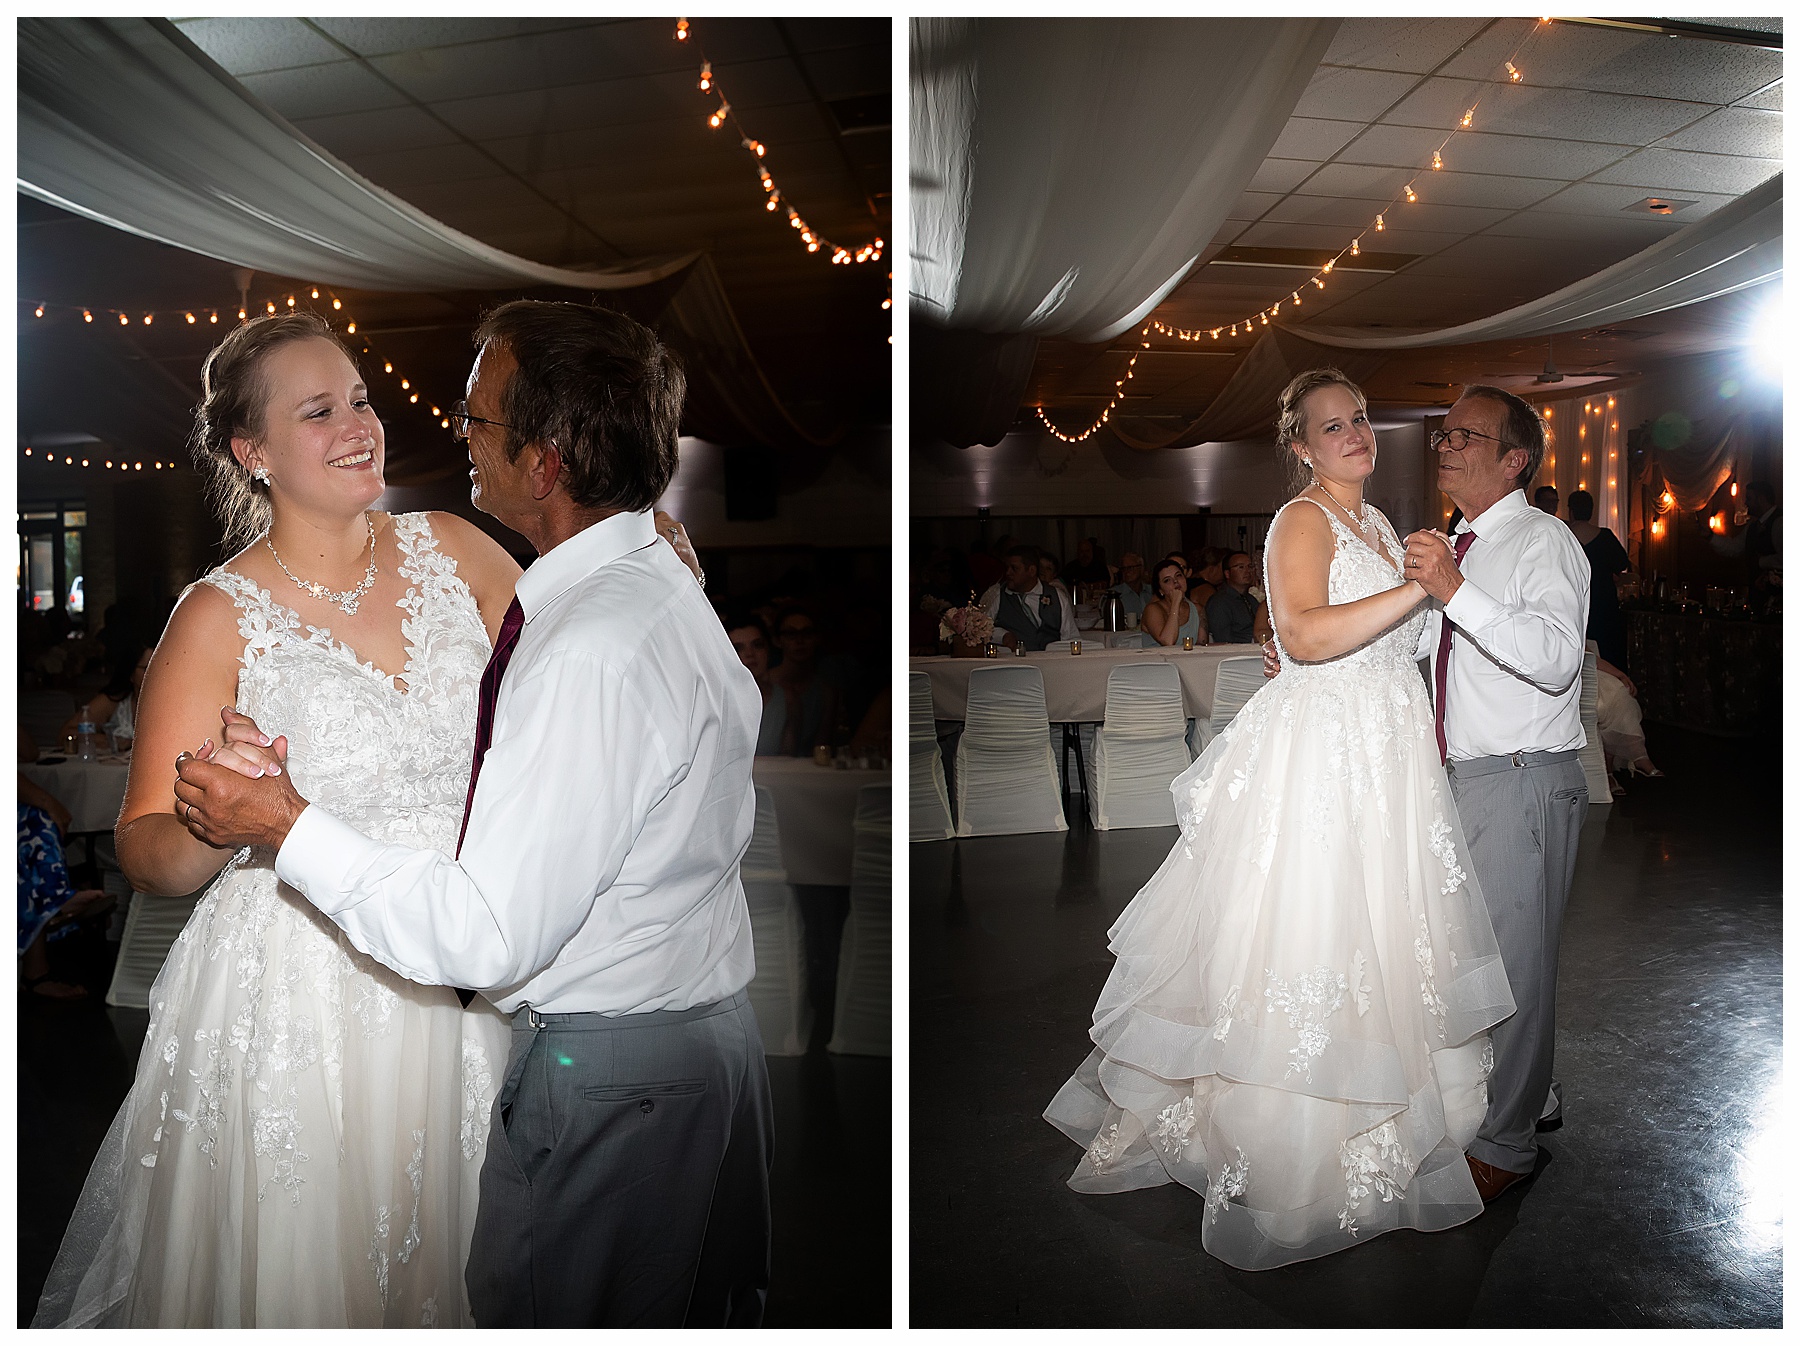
[751,757,890,887]
[911,644,1265,723]
[20,755,132,835]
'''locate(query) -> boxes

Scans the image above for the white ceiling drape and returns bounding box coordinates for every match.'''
[910,17,1340,344]
[1289,173,1782,351]
[18,18,697,292]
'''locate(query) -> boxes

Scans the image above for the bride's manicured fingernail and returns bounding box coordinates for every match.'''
[259,735,272,746]
[269,764,281,776]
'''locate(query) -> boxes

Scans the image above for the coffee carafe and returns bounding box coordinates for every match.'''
[1099,592,1124,632]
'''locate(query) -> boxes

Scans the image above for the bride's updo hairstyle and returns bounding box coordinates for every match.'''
[190,311,362,551]
[1274,367,1368,495]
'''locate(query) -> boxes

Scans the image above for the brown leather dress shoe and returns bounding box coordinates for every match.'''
[1467,1154,1530,1202]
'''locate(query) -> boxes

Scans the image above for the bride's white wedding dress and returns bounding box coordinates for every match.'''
[1045,497,1517,1270]
[36,513,512,1326]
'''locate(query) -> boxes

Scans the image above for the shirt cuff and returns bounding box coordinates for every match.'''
[1443,576,1503,636]
[273,804,383,916]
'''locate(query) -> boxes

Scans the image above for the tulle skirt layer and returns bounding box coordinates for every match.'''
[1045,657,1516,1270]
[35,846,511,1327]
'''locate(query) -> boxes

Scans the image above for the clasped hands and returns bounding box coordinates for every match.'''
[1259,529,1463,679]
[173,708,307,850]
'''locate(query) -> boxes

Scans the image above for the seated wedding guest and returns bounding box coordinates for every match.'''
[1037,553,1078,619]
[1534,484,1560,516]
[1109,551,1154,616]
[773,606,843,756]
[1062,536,1111,588]
[727,614,784,755]
[19,772,112,1001]
[1594,656,1663,787]
[979,544,1080,650]
[1187,547,1225,608]
[61,641,152,751]
[1143,557,1206,647]
[1566,489,1631,671]
[1206,550,1261,644]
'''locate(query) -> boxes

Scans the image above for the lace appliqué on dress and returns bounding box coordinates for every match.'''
[1264,967,1348,1082]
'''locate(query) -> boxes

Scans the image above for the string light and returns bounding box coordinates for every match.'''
[26,289,465,440]
[1037,324,1150,442]
[676,20,884,304]
[1120,18,1547,347]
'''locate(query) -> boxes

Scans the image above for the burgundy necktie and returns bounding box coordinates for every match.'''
[1433,531,1476,763]
[458,597,524,859]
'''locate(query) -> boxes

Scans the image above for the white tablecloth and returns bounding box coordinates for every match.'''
[20,756,132,834]
[911,644,1264,723]
[751,758,890,887]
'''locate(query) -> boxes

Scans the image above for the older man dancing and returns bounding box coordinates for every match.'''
[1402,384,1591,1201]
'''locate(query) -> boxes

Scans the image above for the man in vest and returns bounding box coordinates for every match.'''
[979,544,1078,651]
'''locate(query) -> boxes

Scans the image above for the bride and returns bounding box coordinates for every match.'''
[34,312,695,1326]
[1045,369,1517,1270]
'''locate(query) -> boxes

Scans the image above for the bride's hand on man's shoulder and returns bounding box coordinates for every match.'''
[654,509,702,582]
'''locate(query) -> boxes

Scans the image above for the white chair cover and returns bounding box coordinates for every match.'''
[1192,655,1267,754]
[955,664,1067,835]
[1089,662,1193,829]
[1578,642,1613,804]
[829,785,891,1056]
[741,787,812,1057]
[104,890,202,1009]
[909,671,954,841]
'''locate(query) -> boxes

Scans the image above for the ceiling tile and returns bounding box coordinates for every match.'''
[1439,22,1782,104]
[1246,159,1318,195]
[289,105,469,157]
[1383,78,1715,146]
[1482,211,1684,247]
[1267,117,1363,161]
[1352,126,1629,181]
[309,17,614,56]
[174,17,347,73]
[1319,18,1492,74]
[1301,163,1562,211]
[1737,80,1781,112]
[1529,180,1735,218]
[1658,106,1783,158]
[238,62,410,121]
[1293,66,1422,122]
[1589,147,1781,196]
[1268,193,1513,235]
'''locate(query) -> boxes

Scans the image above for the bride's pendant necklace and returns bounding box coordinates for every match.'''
[267,514,379,616]
[1314,480,1376,543]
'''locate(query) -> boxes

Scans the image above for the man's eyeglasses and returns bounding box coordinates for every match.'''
[450,400,516,442]
[1430,426,1518,452]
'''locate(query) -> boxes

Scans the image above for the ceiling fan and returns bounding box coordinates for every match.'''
[1479,339,1638,389]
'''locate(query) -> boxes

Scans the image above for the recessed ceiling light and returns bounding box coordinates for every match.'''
[1624,196,1697,216]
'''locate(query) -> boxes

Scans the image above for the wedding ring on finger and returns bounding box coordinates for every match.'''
[182,801,195,824]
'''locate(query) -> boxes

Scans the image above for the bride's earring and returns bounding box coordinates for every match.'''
[252,465,271,485]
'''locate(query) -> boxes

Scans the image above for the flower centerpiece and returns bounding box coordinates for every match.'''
[927,591,995,657]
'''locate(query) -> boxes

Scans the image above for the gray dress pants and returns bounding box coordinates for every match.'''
[1448,751,1588,1176]
[465,989,773,1326]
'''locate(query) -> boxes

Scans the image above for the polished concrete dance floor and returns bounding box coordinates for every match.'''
[19,967,889,1327]
[911,727,1780,1328]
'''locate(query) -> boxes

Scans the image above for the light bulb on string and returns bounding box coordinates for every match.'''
[311,287,320,299]
[675,17,688,40]
[286,295,296,308]
[185,312,196,324]
[400,379,409,390]
[384,361,393,373]
[1404,183,1418,203]
[332,298,342,311]
[210,311,218,323]
[1506,61,1521,81]
[143,313,152,325]
[267,301,277,314]
[1461,108,1475,128]
[238,307,248,321]
[118,313,128,325]
[1432,150,1443,170]
[708,99,730,129]
[698,61,712,91]
[83,310,92,323]
[1350,237,1360,256]
[33,303,44,317]
[1375,214,1384,231]
[409,393,418,404]
[346,322,355,333]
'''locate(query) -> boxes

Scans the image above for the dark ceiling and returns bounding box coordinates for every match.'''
[19,17,891,484]
[1024,15,1782,429]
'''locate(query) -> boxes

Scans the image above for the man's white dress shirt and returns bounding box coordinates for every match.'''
[276,509,761,1016]
[1415,489,1590,761]
[977,580,1080,640]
